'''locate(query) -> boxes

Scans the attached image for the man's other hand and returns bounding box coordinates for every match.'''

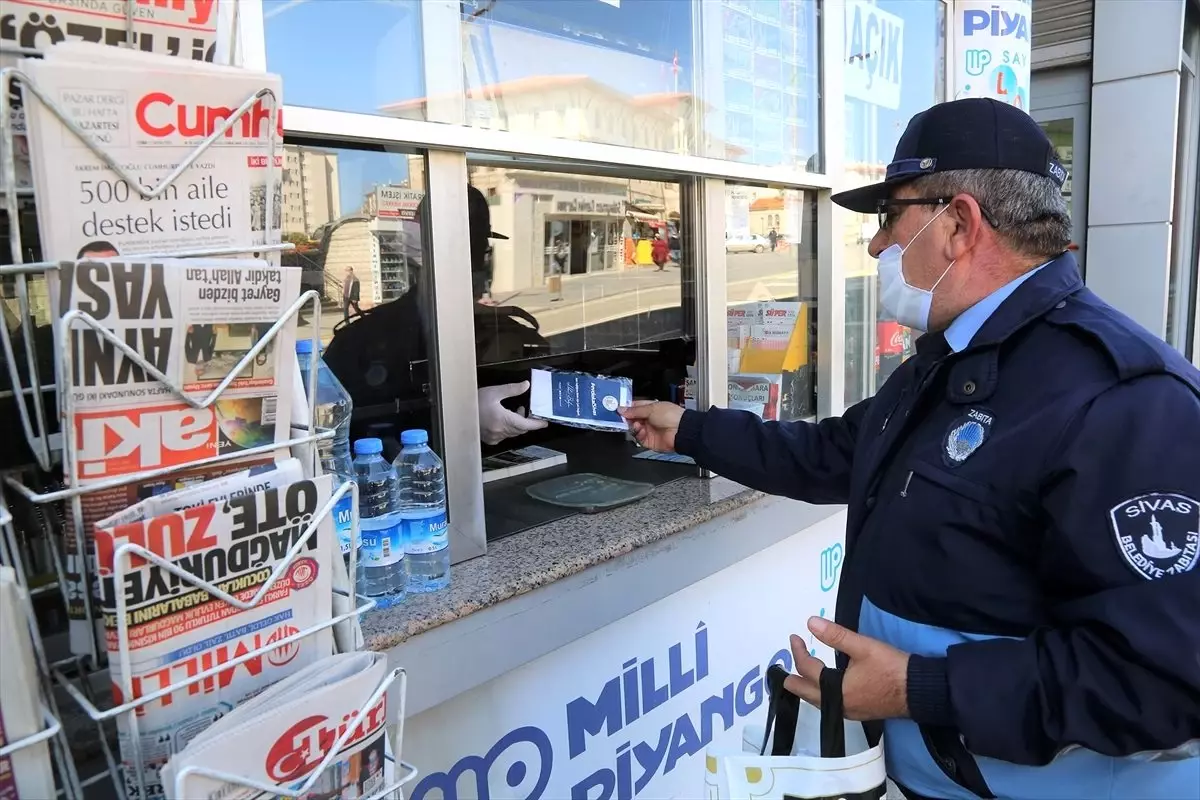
[619,401,684,453]
[478,382,548,446]
[784,618,911,721]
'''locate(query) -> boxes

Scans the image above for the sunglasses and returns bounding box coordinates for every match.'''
[875,196,1000,231]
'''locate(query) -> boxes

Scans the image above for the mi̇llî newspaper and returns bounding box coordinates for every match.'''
[94,468,336,800]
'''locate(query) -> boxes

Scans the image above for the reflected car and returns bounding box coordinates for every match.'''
[725,234,769,253]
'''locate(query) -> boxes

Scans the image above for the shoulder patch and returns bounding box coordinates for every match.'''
[1108,493,1200,580]
[942,408,994,467]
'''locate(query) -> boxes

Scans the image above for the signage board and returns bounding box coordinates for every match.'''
[403,514,847,800]
[375,186,424,220]
[953,0,1032,110]
[844,0,905,110]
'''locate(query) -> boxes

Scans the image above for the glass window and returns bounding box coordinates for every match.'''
[467,161,694,540]
[841,0,946,407]
[1167,8,1199,361]
[457,0,696,154]
[264,0,426,118]
[721,185,819,421]
[700,1,822,169]
[282,141,441,458]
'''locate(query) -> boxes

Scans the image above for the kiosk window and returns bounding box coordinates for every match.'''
[282,141,442,462]
[722,185,818,422]
[468,162,695,540]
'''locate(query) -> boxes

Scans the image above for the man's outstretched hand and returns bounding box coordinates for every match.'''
[619,401,685,453]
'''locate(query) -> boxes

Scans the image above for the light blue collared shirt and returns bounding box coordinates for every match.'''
[943,265,1047,352]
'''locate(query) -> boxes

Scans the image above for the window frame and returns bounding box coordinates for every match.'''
[246,0,954,560]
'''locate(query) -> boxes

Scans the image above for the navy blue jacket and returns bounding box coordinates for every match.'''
[675,254,1200,799]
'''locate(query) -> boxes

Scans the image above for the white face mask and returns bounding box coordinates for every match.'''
[877,205,956,333]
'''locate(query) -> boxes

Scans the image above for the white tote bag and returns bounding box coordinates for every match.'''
[705,664,887,800]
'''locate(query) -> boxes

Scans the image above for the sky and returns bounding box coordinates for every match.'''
[266,0,944,200]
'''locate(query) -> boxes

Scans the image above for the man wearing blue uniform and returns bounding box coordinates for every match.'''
[621,98,1200,799]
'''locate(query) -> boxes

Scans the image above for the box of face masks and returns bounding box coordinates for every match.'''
[530,369,633,432]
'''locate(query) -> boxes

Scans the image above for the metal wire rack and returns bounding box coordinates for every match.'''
[1,36,419,800]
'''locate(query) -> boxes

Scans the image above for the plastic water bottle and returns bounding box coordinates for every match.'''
[394,430,450,593]
[352,438,406,606]
[295,340,356,569]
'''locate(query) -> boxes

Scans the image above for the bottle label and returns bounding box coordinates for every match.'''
[406,510,449,555]
[334,494,355,555]
[360,518,405,567]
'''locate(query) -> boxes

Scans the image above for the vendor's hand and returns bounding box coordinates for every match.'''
[619,401,684,453]
[784,617,911,721]
[478,382,547,446]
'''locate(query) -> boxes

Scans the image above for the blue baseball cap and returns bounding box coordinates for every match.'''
[831,98,1068,214]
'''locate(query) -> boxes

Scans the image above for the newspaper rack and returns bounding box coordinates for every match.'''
[1,59,420,800]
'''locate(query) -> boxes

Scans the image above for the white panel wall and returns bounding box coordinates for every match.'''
[1085,0,1187,336]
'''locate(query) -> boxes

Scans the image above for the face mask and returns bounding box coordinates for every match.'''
[877,205,956,332]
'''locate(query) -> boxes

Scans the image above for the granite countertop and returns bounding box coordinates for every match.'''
[361,477,763,650]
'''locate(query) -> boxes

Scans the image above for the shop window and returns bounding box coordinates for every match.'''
[281,140,442,460]
[467,161,694,541]
[841,0,946,406]
[458,0,697,155]
[264,0,426,118]
[719,185,819,422]
[700,0,822,169]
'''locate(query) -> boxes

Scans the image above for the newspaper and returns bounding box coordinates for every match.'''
[162,651,393,800]
[0,567,57,800]
[51,256,299,656]
[0,0,229,196]
[95,474,336,800]
[101,458,304,527]
[20,42,282,263]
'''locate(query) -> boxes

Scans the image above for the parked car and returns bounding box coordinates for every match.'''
[725,233,769,253]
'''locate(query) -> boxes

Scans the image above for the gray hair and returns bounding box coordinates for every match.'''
[909,169,1072,259]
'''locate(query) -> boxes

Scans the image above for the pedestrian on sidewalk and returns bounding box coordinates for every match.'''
[651,231,669,271]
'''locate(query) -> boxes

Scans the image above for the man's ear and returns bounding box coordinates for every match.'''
[946,193,984,259]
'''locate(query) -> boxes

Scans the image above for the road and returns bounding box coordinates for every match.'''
[306,250,814,343]
[490,250,811,338]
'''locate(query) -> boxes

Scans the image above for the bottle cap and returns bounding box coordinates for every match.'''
[400,429,429,446]
[295,338,322,354]
[353,437,383,455]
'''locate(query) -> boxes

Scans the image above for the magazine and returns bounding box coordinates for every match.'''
[684,367,784,421]
[51,256,299,656]
[529,369,633,432]
[94,474,337,800]
[20,42,282,263]
[162,651,393,800]
[0,567,57,800]
[482,445,567,484]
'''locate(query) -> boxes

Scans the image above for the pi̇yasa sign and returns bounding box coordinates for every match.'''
[953,0,1032,109]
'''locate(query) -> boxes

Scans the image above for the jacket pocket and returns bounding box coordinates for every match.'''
[909,460,1002,507]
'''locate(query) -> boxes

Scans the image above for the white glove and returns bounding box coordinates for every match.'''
[478,382,548,446]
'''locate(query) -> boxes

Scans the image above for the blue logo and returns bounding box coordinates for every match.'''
[963,6,1030,41]
[964,48,992,76]
[819,543,844,592]
[943,408,994,467]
